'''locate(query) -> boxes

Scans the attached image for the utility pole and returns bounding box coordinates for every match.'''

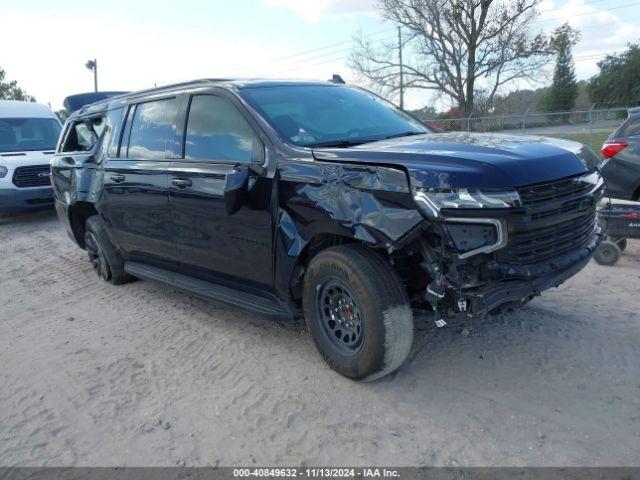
[85,59,98,92]
[398,26,404,110]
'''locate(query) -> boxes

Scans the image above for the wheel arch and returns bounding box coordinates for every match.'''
[286,232,364,303]
[68,201,99,248]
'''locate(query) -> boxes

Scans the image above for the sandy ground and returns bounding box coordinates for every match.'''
[1,210,639,467]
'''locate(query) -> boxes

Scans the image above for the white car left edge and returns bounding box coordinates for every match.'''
[0,100,62,214]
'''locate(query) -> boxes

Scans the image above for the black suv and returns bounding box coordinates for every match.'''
[52,79,603,381]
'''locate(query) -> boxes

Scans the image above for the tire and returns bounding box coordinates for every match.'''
[84,215,134,285]
[594,240,622,266]
[302,245,413,381]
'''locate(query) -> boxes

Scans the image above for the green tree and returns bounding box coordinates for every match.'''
[0,67,35,101]
[587,43,640,107]
[55,110,69,123]
[538,23,579,112]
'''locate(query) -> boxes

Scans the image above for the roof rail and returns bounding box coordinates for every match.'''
[125,78,232,98]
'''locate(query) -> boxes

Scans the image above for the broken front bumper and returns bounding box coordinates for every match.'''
[466,224,602,316]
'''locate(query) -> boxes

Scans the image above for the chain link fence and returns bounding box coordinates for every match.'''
[422,107,633,152]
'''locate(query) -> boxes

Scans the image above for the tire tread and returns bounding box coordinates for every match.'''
[304,244,413,381]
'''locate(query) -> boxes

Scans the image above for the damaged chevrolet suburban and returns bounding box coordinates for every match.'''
[51,79,603,381]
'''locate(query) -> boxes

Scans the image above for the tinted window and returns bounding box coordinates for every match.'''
[239,85,427,147]
[184,95,258,162]
[617,114,640,137]
[0,118,61,153]
[126,98,178,159]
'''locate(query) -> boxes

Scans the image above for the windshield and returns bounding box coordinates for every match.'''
[0,117,61,153]
[239,85,428,147]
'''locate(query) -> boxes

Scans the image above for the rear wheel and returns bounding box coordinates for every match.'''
[594,240,622,266]
[302,245,413,381]
[84,215,134,285]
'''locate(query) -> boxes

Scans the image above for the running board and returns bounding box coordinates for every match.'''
[124,262,294,318]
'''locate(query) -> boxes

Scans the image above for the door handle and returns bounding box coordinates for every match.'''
[172,178,193,189]
[109,174,125,183]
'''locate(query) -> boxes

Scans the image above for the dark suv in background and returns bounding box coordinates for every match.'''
[601,110,640,201]
[51,79,603,381]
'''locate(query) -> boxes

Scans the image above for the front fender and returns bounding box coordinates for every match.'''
[51,159,103,246]
[274,159,423,299]
[51,158,103,207]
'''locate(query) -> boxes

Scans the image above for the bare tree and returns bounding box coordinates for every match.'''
[350,0,553,116]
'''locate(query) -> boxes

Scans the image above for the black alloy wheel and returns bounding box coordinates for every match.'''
[316,278,365,355]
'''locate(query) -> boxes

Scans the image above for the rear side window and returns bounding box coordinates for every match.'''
[184,95,259,163]
[616,114,640,138]
[61,117,105,152]
[125,98,179,159]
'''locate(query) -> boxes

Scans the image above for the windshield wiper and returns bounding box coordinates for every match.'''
[305,138,376,148]
[385,131,426,140]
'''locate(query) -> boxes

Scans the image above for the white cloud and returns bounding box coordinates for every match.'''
[263,0,377,23]
[3,0,638,112]
[537,0,640,79]
[0,10,284,110]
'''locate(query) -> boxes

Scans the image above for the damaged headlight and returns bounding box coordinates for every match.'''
[0,166,7,178]
[413,187,521,218]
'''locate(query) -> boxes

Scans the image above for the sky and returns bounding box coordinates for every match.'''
[1,0,639,112]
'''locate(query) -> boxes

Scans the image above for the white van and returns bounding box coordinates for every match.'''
[0,100,62,213]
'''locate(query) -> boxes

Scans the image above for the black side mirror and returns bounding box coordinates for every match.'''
[223,166,250,216]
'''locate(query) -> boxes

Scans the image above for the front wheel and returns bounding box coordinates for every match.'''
[302,245,413,381]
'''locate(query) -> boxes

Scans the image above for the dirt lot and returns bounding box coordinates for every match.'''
[1,210,639,467]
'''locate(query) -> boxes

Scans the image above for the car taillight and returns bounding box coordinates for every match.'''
[601,141,628,158]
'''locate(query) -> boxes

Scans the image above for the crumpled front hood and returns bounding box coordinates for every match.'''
[312,132,597,189]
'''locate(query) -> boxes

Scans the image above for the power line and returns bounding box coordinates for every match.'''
[264,48,615,79]
[260,2,637,77]
[533,1,640,23]
[537,0,607,14]
[268,28,394,63]
[266,53,354,76]
[268,45,617,77]
[289,35,397,64]
[267,0,617,67]
[261,35,397,76]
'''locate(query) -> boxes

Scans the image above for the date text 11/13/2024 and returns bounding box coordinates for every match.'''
[232,468,400,477]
